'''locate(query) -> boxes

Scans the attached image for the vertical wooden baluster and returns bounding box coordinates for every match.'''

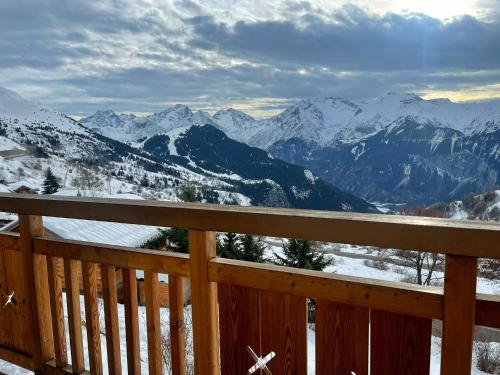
[82,262,103,375]
[441,255,477,375]
[19,215,54,371]
[145,271,162,374]
[123,268,141,374]
[64,259,85,373]
[169,275,186,375]
[100,264,122,375]
[189,230,220,375]
[47,256,68,368]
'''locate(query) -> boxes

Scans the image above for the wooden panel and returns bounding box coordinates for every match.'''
[82,262,103,375]
[145,271,162,375]
[1,193,499,258]
[371,310,431,375]
[100,264,121,375]
[0,249,16,353]
[64,259,85,373]
[441,255,477,375]
[168,275,186,375]
[260,291,307,375]
[209,258,443,320]
[189,230,220,375]
[47,256,68,367]
[0,232,20,251]
[34,238,190,277]
[315,301,368,375]
[19,215,54,369]
[218,284,260,375]
[123,268,141,375]
[476,293,500,329]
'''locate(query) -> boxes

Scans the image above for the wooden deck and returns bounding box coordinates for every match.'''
[0,193,498,374]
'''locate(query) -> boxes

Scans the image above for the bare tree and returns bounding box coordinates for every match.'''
[395,206,444,286]
[72,167,103,196]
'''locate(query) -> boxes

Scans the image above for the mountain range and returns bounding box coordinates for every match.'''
[0,86,375,212]
[81,92,499,204]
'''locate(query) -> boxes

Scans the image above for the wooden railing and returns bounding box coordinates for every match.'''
[0,193,498,375]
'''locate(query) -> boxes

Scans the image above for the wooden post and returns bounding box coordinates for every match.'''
[123,268,141,374]
[145,271,162,374]
[19,215,54,372]
[82,262,103,375]
[64,259,85,373]
[100,264,122,375]
[189,230,220,375]
[441,255,477,375]
[169,275,186,375]
[47,256,68,368]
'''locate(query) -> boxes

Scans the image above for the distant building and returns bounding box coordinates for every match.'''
[7,180,39,194]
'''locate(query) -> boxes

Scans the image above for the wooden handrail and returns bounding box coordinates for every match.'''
[0,193,498,257]
[0,195,498,375]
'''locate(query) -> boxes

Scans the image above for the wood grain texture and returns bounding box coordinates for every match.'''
[100,264,121,375]
[1,248,31,354]
[476,293,500,329]
[315,301,369,375]
[441,255,477,375]
[168,275,186,375]
[209,258,443,320]
[0,345,33,370]
[218,284,260,375]
[82,262,103,375]
[145,271,162,375]
[1,193,499,257]
[370,310,432,375]
[123,268,141,375]
[34,237,190,277]
[47,256,68,367]
[260,291,307,375]
[64,259,84,373]
[189,230,220,375]
[0,249,13,349]
[19,215,54,369]
[0,232,20,251]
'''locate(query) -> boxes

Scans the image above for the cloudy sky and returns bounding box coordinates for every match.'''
[1,0,500,118]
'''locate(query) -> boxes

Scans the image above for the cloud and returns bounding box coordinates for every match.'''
[188,7,500,72]
[0,0,499,117]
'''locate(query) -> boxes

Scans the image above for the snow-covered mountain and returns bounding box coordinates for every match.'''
[0,86,375,212]
[246,93,500,148]
[80,92,500,204]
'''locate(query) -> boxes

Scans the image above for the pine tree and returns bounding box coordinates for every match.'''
[240,234,265,263]
[42,167,60,194]
[164,182,200,253]
[274,239,332,271]
[217,232,242,260]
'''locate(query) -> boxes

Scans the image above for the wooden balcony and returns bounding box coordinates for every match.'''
[0,193,498,375]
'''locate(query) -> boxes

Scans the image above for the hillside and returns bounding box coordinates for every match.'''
[0,86,375,212]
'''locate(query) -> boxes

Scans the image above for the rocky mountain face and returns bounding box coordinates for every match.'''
[0,86,376,212]
[270,117,499,203]
[142,124,376,211]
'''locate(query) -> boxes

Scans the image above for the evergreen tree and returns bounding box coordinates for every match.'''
[240,234,265,263]
[164,183,200,253]
[274,239,332,271]
[217,232,242,259]
[42,167,60,194]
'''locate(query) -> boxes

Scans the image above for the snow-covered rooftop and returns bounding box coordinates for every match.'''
[1,189,162,247]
